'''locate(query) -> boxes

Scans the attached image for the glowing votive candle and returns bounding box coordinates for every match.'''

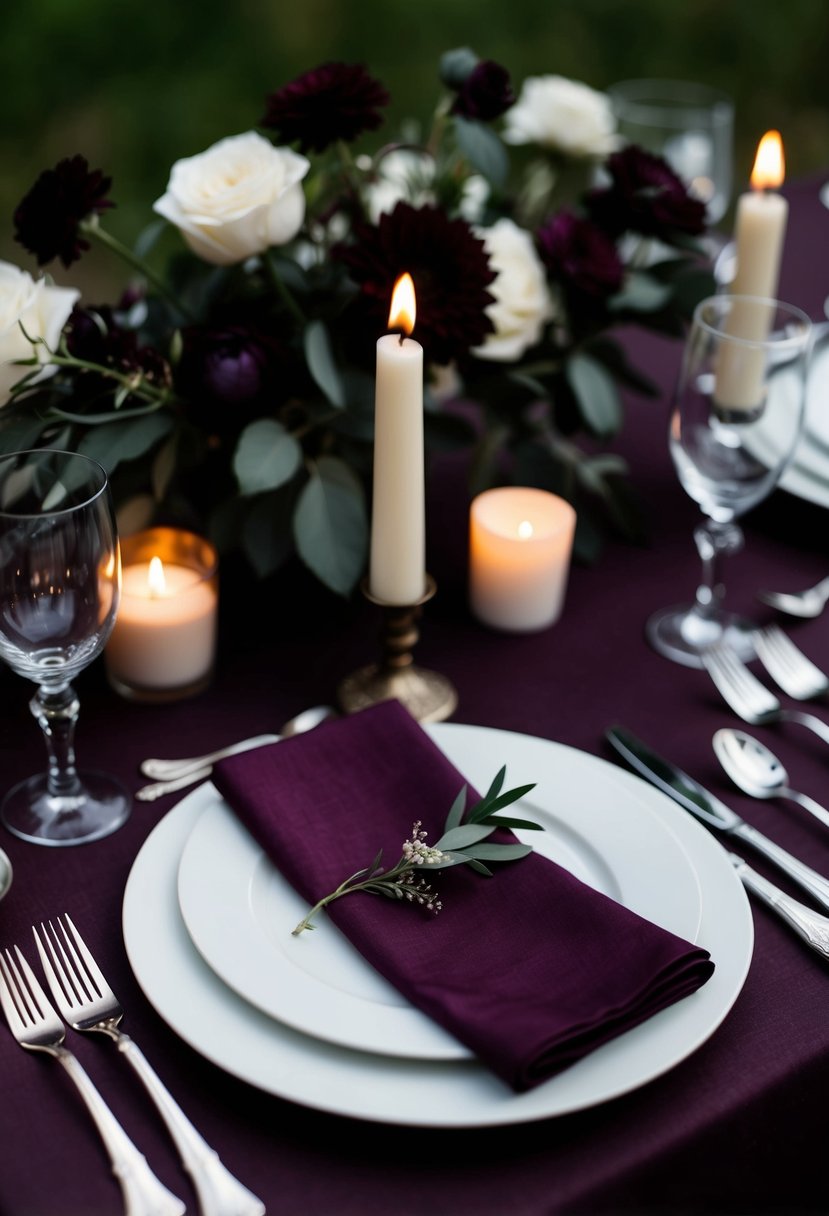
[105,527,218,701]
[469,488,576,632]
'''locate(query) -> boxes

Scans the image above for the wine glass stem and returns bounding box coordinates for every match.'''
[693,519,743,620]
[30,685,83,798]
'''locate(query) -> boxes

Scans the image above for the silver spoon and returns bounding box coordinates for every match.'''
[757,576,829,619]
[136,705,338,801]
[0,847,11,899]
[713,727,829,830]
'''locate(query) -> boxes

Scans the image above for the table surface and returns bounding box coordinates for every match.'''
[2,176,829,1216]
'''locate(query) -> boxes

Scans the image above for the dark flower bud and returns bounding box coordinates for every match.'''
[451,61,515,123]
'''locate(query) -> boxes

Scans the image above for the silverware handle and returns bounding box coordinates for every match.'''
[789,789,829,829]
[135,768,213,802]
[55,1046,185,1216]
[781,708,829,746]
[140,735,280,780]
[734,821,829,913]
[117,1035,265,1216]
[730,854,829,959]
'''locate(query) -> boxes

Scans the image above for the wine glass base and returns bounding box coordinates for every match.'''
[1,771,131,847]
[646,603,757,669]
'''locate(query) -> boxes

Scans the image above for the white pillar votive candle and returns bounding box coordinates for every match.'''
[469,488,576,632]
[105,527,218,702]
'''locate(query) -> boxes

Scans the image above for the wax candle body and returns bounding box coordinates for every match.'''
[715,190,789,411]
[369,333,425,605]
[106,562,217,691]
[469,488,576,632]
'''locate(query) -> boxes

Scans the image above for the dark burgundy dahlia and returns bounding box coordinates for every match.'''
[335,202,496,366]
[262,62,389,153]
[66,305,170,386]
[14,155,114,267]
[586,145,707,241]
[451,60,515,122]
[537,211,624,300]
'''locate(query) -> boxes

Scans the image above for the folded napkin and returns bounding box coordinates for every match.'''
[212,700,714,1092]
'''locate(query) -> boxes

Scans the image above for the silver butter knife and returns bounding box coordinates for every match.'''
[605,726,829,916]
[729,852,829,959]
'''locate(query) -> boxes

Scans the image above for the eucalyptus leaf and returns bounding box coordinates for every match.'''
[432,823,494,851]
[77,412,173,474]
[453,116,508,190]
[444,785,468,832]
[292,456,367,596]
[483,815,544,831]
[241,486,297,578]
[565,353,622,439]
[463,843,533,861]
[233,419,302,496]
[470,782,536,821]
[609,272,673,314]
[304,320,345,408]
[467,859,494,876]
[151,433,178,501]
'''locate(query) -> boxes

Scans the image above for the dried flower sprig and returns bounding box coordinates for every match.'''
[292,766,539,936]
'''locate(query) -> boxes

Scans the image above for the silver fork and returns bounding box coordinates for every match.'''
[34,915,265,1216]
[701,642,829,747]
[754,624,829,701]
[0,944,185,1216]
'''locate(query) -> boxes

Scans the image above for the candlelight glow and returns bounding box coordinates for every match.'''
[388,272,416,335]
[517,520,534,540]
[751,131,785,190]
[148,555,166,597]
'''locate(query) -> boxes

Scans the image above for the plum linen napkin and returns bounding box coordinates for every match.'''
[212,700,714,1092]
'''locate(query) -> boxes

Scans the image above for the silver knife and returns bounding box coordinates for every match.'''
[605,725,829,915]
[728,852,829,959]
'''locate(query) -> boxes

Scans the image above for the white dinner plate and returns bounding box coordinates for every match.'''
[123,724,753,1127]
[176,735,703,1062]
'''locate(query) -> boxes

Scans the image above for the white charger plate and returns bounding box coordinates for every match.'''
[123,724,753,1127]
[176,736,703,1062]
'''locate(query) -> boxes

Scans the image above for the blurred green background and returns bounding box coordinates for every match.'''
[2,0,828,299]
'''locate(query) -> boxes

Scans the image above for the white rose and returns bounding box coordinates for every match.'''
[153,132,310,266]
[504,76,618,159]
[0,261,79,404]
[473,219,554,362]
[365,150,435,223]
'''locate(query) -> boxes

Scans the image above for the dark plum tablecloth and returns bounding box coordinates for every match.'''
[1,175,829,1215]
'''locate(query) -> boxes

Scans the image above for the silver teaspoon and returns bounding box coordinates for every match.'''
[0,848,11,900]
[713,727,829,830]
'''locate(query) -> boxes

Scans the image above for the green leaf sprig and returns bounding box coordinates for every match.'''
[292,766,539,936]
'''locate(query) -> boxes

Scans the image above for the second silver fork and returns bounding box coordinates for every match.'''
[701,642,829,747]
[754,624,829,701]
[35,915,265,1216]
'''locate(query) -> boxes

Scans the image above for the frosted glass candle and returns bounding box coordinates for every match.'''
[105,528,218,701]
[469,488,576,632]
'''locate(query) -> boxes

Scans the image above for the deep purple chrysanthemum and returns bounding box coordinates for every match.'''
[537,211,624,299]
[586,145,707,240]
[451,60,515,122]
[335,202,496,366]
[262,62,390,153]
[14,155,114,267]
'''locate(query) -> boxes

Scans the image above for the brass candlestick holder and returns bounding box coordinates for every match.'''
[338,575,458,723]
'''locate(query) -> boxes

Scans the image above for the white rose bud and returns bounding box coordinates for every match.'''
[0,261,79,405]
[473,219,554,362]
[153,131,310,266]
[504,76,618,159]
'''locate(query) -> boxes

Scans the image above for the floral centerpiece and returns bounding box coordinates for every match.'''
[0,49,712,595]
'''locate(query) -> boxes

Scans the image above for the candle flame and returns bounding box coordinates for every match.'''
[148,555,166,597]
[388,272,416,336]
[517,520,534,540]
[750,130,785,190]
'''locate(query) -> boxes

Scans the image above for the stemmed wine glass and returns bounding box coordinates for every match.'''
[0,449,130,844]
[647,295,812,668]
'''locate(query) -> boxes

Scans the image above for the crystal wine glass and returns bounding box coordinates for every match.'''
[0,449,130,845]
[647,295,812,668]
[607,78,734,231]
